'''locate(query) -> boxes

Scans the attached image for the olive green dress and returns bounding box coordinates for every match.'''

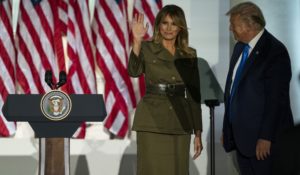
[128,41,202,175]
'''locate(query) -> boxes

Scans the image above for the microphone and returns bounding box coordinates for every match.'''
[45,70,53,90]
[56,71,67,89]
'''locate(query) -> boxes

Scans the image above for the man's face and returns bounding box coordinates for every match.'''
[229,15,249,43]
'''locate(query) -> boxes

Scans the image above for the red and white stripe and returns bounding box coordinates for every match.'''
[16,0,63,94]
[0,0,16,137]
[92,0,137,138]
[66,0,96,94]
[58,0,68,35]
[65,0,97,138]
[133,0,162,40]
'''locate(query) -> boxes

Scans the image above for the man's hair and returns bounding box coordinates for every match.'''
[226,2,266,31]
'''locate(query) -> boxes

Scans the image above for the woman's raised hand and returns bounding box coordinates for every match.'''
[132,13,149,43]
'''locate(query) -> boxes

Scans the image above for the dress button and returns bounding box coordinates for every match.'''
[169,106,173,110]
[171,76,176,80]
[153,60,156,63]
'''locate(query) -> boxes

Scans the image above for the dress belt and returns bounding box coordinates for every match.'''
[146,83,187,98]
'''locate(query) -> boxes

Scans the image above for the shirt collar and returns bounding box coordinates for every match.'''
[248,29,264,49]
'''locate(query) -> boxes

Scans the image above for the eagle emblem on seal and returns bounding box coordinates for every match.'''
[48,95,66,116]
[41,90,72,121]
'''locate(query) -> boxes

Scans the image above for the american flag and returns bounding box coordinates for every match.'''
[9,0,162,138]
[133,0,162,40]
[65,0,96,95]
[58,0,68,35]
[64,0,97,138]
[16,0,64,94]
[0,0,16,137]
[92,0,137,138]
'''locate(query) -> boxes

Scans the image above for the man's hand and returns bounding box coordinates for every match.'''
[256,139,271,160]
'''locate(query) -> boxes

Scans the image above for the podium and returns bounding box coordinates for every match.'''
[2,94,107,175]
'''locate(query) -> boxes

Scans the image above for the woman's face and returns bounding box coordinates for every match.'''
[159,15,181,41]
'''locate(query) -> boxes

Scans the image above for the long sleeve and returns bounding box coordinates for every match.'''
[189,62,202,132]
[174,57,202,133]
[127,50,144,77]
[259,46,293,140]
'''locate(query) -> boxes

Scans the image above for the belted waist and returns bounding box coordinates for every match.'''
[146,83,187,98]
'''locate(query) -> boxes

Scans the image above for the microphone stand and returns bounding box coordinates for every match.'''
[204,99,220,175]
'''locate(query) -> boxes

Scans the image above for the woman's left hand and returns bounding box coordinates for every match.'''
[193,135,203,159]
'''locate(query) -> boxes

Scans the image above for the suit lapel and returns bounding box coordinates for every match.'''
[238,30,268,83]
[224,42,244,100]
[149,42,174,62]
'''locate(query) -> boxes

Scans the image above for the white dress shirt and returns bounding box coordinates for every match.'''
[230,29,265,91]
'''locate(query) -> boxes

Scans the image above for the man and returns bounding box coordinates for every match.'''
[222,2,294,175]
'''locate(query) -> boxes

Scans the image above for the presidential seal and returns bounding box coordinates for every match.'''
[40,90,72,121]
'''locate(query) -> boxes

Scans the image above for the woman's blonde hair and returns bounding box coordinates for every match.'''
[152,5,195,57]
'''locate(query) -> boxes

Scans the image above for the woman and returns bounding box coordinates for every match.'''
[128,4,202,175]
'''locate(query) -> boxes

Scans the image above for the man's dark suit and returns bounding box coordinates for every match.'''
[272,124,300,175]
[223,30,294,158]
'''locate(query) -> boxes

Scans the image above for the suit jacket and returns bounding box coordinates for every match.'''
[223,30,294,157]
[272,124,300,175]
[127,41,202,134]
